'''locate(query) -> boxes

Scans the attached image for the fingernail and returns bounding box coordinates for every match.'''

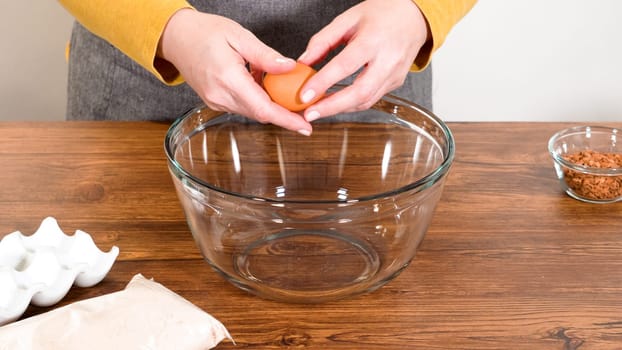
[298,129,312,136]
[298,51,308,61]
[301,89,316,103]
[276,57,294,64]
[306,110,320,122]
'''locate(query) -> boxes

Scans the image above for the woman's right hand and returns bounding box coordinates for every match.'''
[158,9,312,135]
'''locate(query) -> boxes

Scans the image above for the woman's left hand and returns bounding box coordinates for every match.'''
[297,0,429,122]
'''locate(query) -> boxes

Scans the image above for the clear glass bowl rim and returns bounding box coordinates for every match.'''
[548,125,622,175]
[165,93,455,204]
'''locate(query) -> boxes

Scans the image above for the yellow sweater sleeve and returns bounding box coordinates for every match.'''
[411,0,478,71]
[58,0,192,85]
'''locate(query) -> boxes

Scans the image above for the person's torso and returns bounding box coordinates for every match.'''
[67,1,432,120]
[189,0,362,58]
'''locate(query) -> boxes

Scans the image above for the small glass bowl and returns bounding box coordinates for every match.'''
[548,126,622,203]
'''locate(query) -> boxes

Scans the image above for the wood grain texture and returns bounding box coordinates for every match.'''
[2,121,622,349]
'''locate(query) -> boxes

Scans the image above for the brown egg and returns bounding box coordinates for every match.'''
[263,62,323,112]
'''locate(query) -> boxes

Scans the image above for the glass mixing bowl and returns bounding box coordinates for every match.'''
[165,93,454,303]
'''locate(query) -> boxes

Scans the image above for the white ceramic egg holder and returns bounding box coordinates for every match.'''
[0,217,119,326]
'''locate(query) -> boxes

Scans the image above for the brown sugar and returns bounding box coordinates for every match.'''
[562,150,622,200]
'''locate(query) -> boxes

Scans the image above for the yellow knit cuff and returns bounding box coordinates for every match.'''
[410,0,477,72]
[122,1,194,85]
[59,0,192,85]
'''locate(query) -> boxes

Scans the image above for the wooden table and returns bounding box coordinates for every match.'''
[2,121,621,349]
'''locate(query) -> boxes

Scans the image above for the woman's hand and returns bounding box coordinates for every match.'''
[298,0,430,122]
[158,9,312,135]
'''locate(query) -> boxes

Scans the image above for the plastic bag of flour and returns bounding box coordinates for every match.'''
[0,274,232,350]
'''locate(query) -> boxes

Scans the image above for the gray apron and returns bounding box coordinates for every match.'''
[66,0,432,121]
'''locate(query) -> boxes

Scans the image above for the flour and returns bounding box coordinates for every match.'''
[0,274,232,350]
